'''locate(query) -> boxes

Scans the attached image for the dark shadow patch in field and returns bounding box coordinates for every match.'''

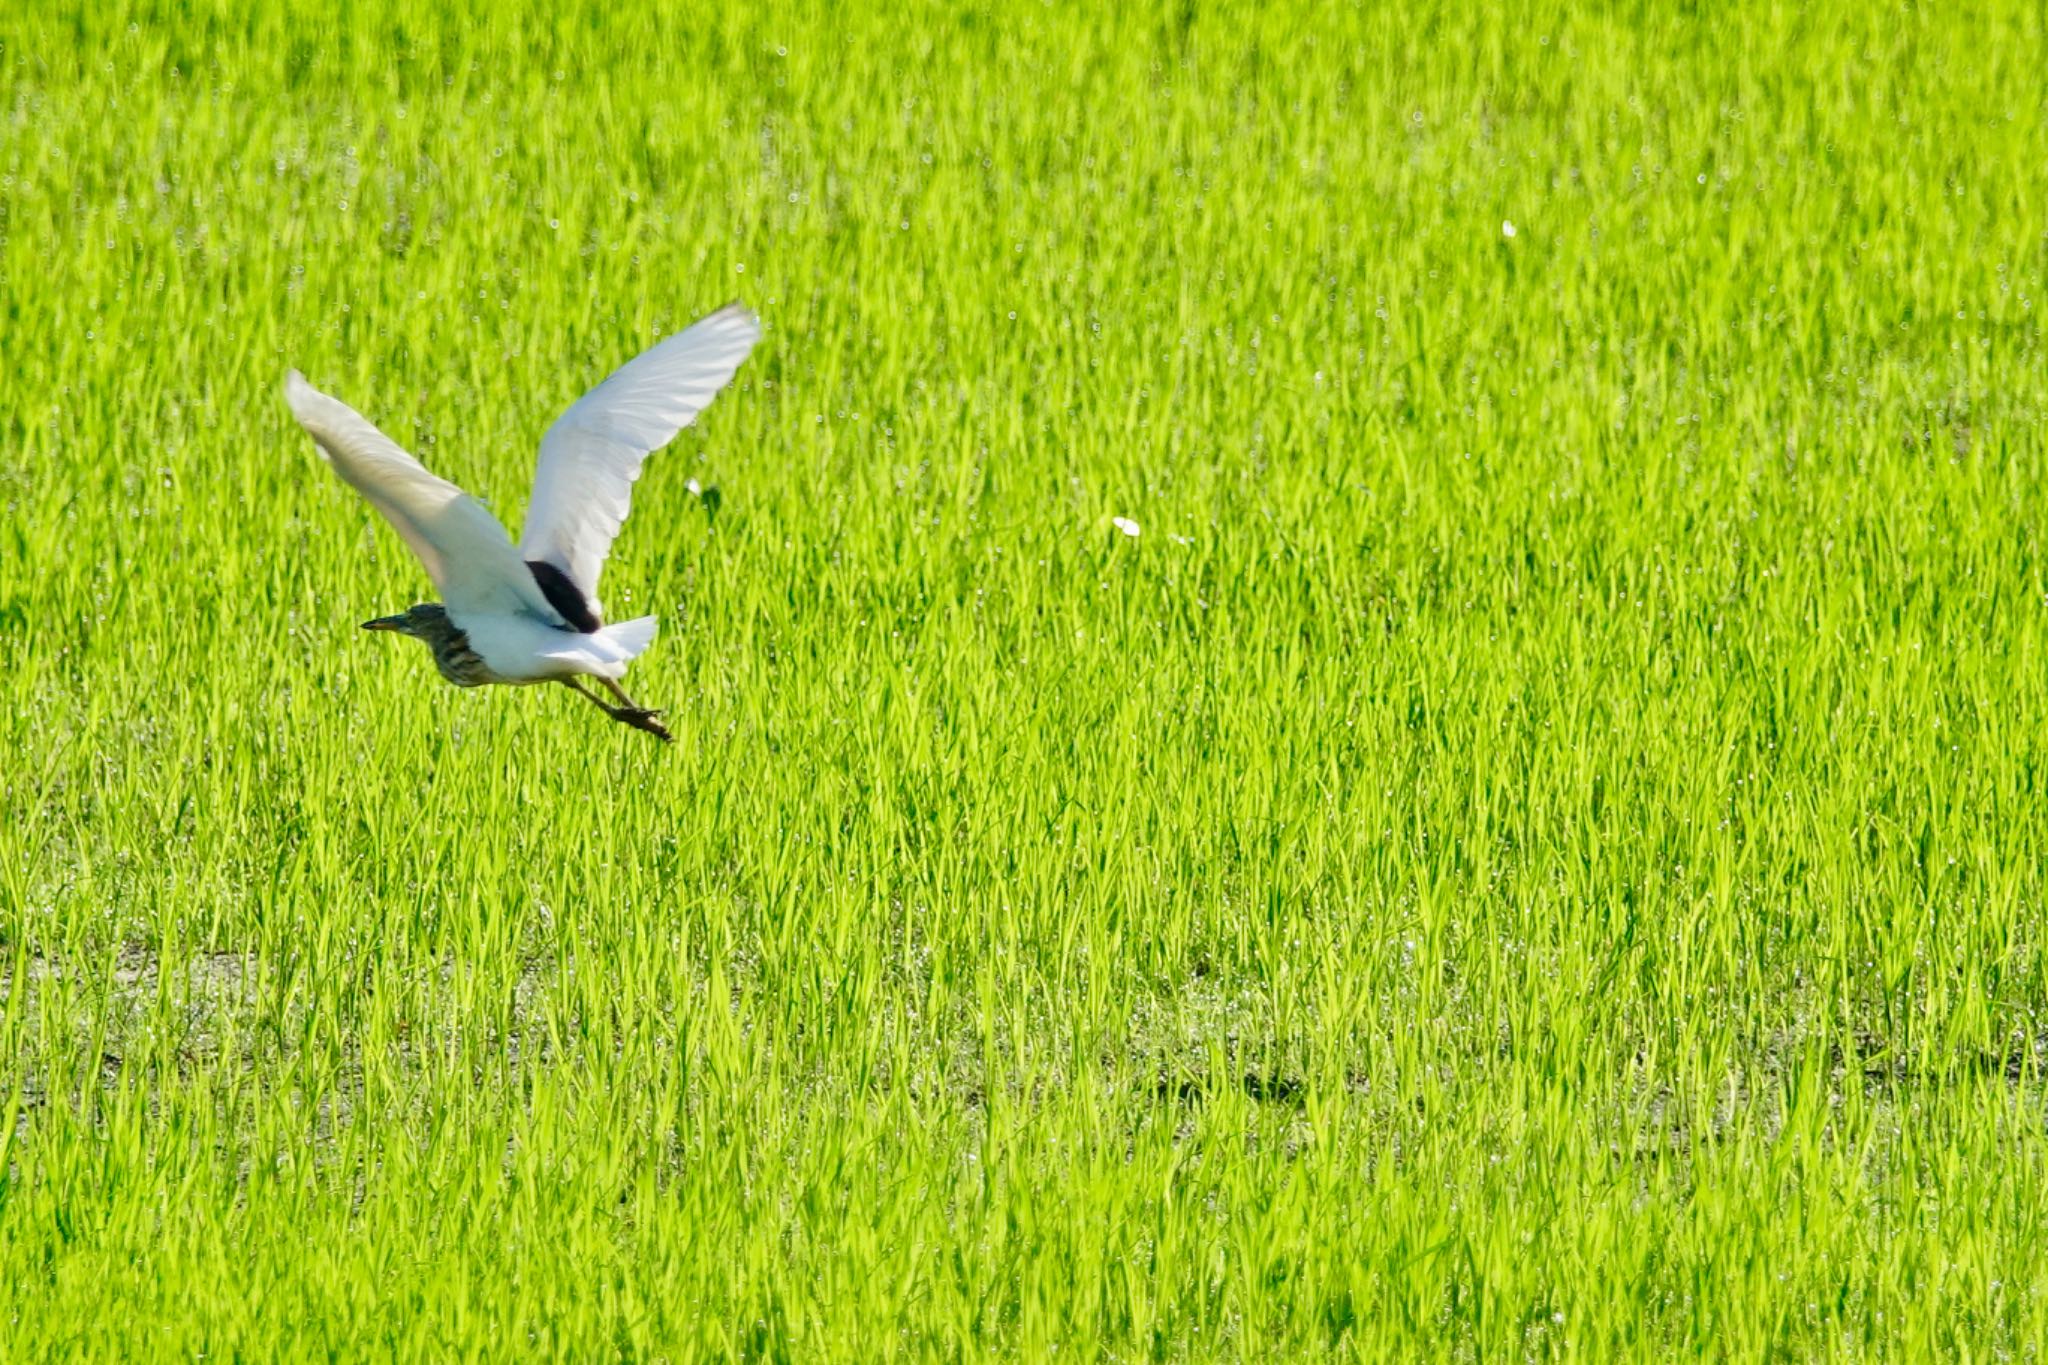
[1154,1068,1306,1108]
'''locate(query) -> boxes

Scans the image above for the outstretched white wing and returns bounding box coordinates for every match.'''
[283,371,564,623]
[519,302,760,616]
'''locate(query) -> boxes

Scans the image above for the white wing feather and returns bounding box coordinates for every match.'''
[519,302,760,614]
[283,371,564,623]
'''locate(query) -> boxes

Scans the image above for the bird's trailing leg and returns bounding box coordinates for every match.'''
[599,677,650,712]
[561,678,672,742]
[599,677,672,741]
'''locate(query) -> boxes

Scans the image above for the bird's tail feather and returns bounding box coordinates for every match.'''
[602,615,659,661]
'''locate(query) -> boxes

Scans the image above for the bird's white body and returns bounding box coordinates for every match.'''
[284,302,759,727]
[454,610,657,683]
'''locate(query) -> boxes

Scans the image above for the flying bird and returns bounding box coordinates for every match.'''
[284,301,759,742]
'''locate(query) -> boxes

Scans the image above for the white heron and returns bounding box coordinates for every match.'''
[283,301,760,741]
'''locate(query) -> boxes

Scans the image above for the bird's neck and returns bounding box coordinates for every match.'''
[420,618,491,687]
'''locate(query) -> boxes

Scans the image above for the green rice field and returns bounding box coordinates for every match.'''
[6,1,2048,1356]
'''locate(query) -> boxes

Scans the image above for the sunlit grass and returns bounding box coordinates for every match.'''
[5,0,2048,1355]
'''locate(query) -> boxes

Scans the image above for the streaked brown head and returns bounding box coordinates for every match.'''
[361,604,451,639]
[360,603,495,687]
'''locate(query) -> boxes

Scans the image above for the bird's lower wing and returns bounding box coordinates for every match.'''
[518,302,760,615]
[284,371,563,623]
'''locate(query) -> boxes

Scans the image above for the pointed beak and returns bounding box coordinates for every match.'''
[362,615,404,632]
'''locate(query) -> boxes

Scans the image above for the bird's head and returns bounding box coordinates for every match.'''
[362,603,451,639]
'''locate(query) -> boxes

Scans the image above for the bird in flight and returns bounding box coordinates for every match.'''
[284,301,759,742]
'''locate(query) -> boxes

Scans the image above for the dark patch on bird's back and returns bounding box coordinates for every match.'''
[526,559,601,632]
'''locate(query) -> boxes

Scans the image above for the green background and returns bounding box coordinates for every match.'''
[5,1,2047,1356]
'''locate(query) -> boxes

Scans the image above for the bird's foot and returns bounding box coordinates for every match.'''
[608,705,672,742]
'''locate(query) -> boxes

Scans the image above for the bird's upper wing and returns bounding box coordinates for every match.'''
[519,302,760,615]
[283,371,565,623]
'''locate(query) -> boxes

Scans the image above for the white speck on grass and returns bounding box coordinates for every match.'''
[685,477,703,496]
[1112,516,1141,537]
[1502,220,1516,238]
